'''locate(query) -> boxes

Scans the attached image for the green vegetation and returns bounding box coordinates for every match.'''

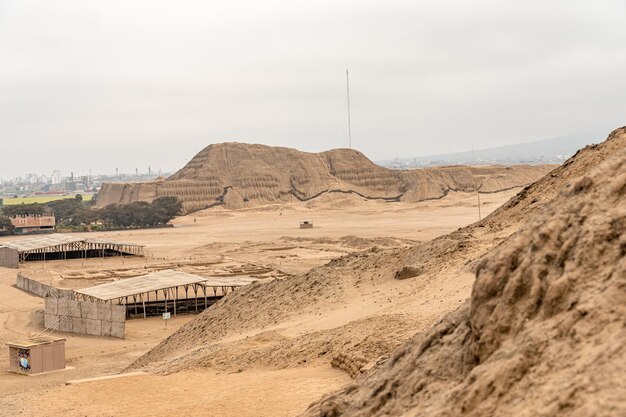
[0,196,181,232]
[98,197,182,228]
[2,194,93,205]
[0,216,14,235]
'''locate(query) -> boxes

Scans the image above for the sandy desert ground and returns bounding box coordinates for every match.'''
[0,189,517,417]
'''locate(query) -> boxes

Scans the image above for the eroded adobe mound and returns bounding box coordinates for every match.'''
[97,143,553,213]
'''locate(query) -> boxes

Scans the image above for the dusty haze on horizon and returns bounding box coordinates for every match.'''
[1,0,625,178]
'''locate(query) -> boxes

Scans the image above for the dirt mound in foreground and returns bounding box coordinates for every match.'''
[313,133,626,416]
[129,246,406,371]
[134,315,416,377]
[97,143,552,213]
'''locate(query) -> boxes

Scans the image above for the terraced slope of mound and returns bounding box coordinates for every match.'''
[97,143,553,213]
[314,133,626,416]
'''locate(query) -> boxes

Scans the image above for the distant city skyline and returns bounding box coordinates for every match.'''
[0,126,612,182]
[1,1,625,178]
[0,167,167,183]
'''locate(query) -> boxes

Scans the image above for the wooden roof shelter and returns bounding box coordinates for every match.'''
[0,234,144,268]
[73,270,256,318]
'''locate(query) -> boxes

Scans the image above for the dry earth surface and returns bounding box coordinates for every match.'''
[0,189,517,417]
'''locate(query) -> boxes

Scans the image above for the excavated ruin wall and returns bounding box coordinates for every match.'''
[44,297,126,338]
[0,247,19,268]
[16,274,74,299]
[96,182,159,207]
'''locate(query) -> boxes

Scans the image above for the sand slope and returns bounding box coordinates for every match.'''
[97,143,553,213]
[314,130,626,416]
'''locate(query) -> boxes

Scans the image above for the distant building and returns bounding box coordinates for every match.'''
[10,215,56,234]
[51,170,61,185]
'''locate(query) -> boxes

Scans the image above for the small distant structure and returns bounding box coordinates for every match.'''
[300,220,313,229]
[10,215,56,235]
[6,337,66,375]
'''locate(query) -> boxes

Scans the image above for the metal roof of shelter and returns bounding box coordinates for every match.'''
[0,233,143,252]
[74,269,256,301]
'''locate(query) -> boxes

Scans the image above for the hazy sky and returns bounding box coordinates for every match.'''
[1,0,625,178]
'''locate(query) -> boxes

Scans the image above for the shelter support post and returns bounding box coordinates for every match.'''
[173,286,177,317]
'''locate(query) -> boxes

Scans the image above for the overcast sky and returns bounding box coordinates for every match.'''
[1,0,625,179]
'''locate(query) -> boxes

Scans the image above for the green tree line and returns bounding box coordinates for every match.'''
[0,196,181,233]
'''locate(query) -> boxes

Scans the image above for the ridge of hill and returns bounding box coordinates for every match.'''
[97,143,553,213]
[379,130,598,168]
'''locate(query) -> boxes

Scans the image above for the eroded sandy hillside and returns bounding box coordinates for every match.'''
[312,129,626,416]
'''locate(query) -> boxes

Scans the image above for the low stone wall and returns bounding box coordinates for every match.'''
[331,351,370,378]
[0,247,19,268]
[44,297,126,338]
[16,274,74,299]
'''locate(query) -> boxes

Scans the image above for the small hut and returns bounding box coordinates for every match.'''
[300,220,313,229]
[6,337,66,375]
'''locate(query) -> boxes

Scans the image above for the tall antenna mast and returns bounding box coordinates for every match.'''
[346,68,352,149]
[472,143,482,221]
